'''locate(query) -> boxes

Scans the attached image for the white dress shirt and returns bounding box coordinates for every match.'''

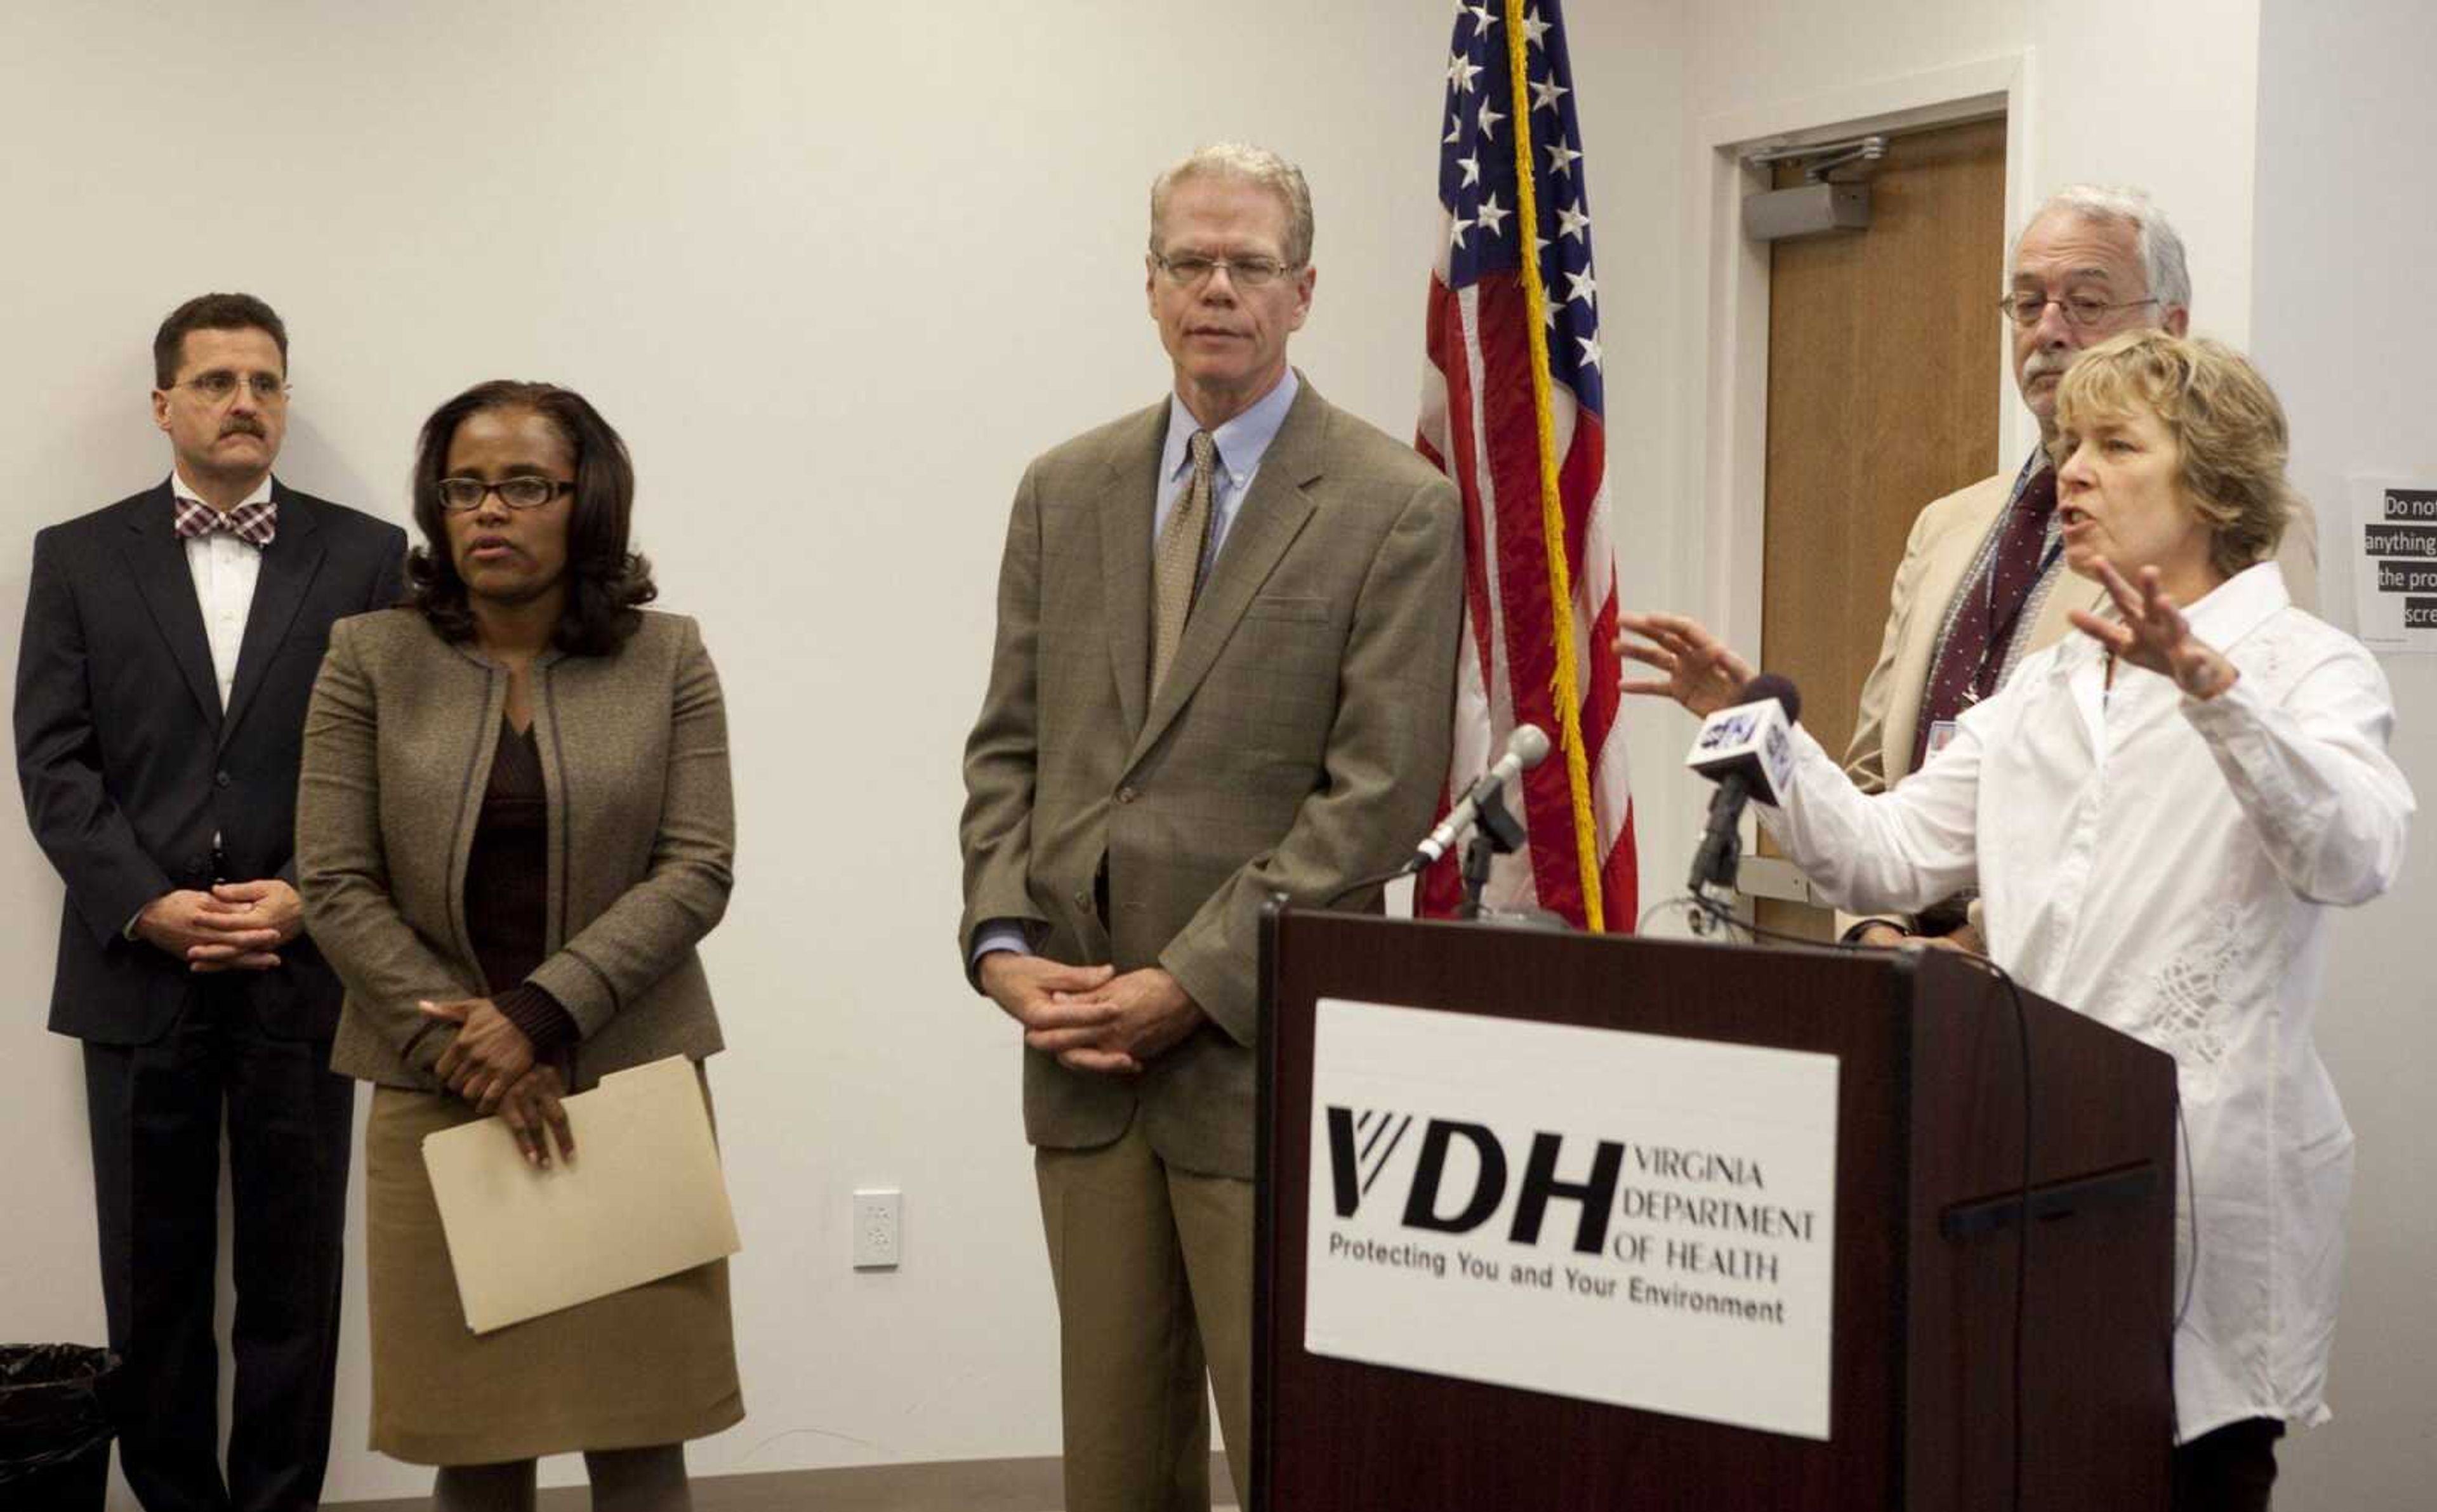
[1757,562,2415,1439]
[168,467,271,710]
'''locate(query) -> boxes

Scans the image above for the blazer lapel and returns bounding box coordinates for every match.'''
[221,482,326,749]
[1127,385,1323,767]
[1097,405,1166,744]
[1886,478,2012,777]
[118,483,222,730]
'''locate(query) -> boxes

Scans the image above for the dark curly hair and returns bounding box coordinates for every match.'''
[405,381,656,655]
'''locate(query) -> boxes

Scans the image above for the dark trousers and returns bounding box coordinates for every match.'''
[82,985,355,1512]
[2172,1417,2285,1512]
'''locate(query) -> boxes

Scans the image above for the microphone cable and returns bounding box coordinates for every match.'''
[2166,1086,2199,1447]
[1648,890,2035,1512]
[1953,952,2035,1512]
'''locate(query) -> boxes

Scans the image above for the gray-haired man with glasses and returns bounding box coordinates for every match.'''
[15,292,404,1511]
[1838,184,2316,955]
[959,143,1462,1511]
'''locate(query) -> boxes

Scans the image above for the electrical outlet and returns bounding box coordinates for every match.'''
[852,1188,901,1270]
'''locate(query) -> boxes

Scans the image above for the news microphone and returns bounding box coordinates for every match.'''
[1684,674,1801,893]
[1408,724,1552,872]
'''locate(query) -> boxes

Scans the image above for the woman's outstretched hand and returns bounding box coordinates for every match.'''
[2068,561,2240,701]
[1615,611,1757,717]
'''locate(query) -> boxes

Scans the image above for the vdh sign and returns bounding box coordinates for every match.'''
[1304,1001,1841,1440]
[1326,1108,1623,1256]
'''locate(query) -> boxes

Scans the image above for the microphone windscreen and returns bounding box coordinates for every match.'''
[1510,723,1552,768]
[1738,673,1802,723]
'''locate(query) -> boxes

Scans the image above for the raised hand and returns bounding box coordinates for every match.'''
[2068,561,2240,700]
[1614,611,1757,717]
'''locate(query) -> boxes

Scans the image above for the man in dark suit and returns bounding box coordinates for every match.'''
[959,144,1463,1511]
[14,293,407,1512]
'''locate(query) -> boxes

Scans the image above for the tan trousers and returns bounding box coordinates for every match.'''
[1035,1115,1253,1512]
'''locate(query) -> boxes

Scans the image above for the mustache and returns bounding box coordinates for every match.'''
[218,420,266,438]
[2022,351,2073,383]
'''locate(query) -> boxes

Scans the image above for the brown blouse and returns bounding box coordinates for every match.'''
[465,716,575,1053]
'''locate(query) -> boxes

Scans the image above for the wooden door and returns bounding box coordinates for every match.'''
[1755,117,2007,940]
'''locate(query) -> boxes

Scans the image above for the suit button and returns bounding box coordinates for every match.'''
[1073,890,1092,910]
[214,770,231,788]
[1115,786,1137,805]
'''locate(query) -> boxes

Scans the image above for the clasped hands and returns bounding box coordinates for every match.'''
[137,878,302,972]
[420,997,576,1169]
[978,954,1205,1076]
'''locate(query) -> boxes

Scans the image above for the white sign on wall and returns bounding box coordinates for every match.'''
[2349,477,2437,653]
[1304,998,1840,1441]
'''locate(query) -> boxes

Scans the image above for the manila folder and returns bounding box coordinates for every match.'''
[421,1054,741,1334]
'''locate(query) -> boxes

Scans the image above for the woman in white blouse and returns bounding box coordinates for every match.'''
[1618,330,2413,1512]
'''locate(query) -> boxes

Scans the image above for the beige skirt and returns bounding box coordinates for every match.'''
[364,1081,744,1465]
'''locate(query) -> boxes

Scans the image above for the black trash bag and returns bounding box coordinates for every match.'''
[0,1344,117,1509]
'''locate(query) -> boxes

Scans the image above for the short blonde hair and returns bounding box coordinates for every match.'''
[2052,331,2296,580]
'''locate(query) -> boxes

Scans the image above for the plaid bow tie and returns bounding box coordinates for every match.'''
[173,497,278,548]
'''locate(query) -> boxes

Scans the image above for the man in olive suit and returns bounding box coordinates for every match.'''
[958,143,1463,1512]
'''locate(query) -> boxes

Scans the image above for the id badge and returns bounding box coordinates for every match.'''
[1924,720,1960,761]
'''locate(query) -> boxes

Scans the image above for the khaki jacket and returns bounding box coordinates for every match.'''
[298,608,732,1091]
[958,381,1463,1179]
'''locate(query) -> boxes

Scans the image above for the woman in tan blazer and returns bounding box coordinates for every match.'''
[297,380,737,1511]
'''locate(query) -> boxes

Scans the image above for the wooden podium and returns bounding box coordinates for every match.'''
[1253,910,2177,1511]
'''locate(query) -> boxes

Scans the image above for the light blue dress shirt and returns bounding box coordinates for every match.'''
[1151,367,1300,579]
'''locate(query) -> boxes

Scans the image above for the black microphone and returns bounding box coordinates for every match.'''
[1684,674,1802,893]
[1407,724,1552,872]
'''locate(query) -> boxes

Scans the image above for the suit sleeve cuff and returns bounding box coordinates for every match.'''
[1160,939,1253,1049]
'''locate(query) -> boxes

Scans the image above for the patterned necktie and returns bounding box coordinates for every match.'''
[1150,430,1218,695]
[1912,465,2057,771]
[1974,464,2059,695]
[173,496,278,548]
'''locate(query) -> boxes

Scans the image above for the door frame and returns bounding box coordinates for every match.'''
[1680,52,2035,671]
[1661,55,2033,908]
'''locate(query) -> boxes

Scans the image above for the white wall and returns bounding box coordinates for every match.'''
[2252,1,2437,1504]
[0,2,1679,1502]
[1682,0,2259,336]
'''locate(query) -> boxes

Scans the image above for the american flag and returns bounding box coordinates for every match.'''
[1415,0,1637,930]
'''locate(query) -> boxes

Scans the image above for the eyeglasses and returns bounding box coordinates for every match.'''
[1997,292,2162,328]
[1152,253,1300,289]
[434,477,574,512]
[171,372,289,404]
